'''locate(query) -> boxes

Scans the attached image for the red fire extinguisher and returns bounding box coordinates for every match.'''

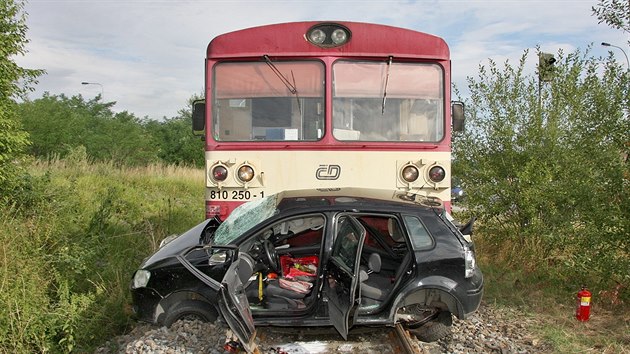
[576,286,592,322]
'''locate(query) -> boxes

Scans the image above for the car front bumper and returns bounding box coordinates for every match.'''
[130,286,163,324]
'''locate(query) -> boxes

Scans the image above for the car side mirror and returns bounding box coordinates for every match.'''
[209,250,228,265]
[459,216,476,237]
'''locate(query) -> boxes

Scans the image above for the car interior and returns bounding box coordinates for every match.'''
[235,213,412,315]
[357,215,412,311]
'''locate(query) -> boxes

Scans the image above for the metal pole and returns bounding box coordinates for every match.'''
[601,42,630,69]
[81,81,104,97]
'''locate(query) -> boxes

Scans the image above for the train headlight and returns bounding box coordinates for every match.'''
[212,165,228,182]
[306,23,351,48]
[428,166,446,183]
[308,29,326,44]
[401,165,419,182]
[331,29,348,44]
[237,165,255,183]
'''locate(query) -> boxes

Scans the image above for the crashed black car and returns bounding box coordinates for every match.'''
[131,188,483,351]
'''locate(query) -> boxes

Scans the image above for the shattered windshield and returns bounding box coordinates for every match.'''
[213,195,280,245]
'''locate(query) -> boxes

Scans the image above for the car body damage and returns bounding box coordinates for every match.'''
[130,188,483,351]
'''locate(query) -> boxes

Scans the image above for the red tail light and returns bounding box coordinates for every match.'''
[212,165,228,181]
[428,166,445,182]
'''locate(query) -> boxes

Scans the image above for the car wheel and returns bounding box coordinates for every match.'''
[409,320,451,342]
[163,300,218,327]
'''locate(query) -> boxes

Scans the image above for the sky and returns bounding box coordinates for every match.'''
[15,0,629,120]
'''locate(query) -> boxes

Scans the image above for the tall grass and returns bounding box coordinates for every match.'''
[0,154,204,353]
[467,220,630,353]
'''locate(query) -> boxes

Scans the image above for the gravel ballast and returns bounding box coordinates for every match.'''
[96,304,548,353]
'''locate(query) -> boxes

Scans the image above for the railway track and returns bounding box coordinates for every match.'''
[227,324,423,353]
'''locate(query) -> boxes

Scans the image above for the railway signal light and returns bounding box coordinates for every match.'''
[538,52,556,82]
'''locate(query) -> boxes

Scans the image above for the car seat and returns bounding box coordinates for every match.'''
[360,252,412,302]
[360,253,388,301]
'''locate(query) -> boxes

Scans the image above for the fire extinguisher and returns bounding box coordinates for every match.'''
[576,286,592,322]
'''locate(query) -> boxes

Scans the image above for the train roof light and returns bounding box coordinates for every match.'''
[331,29,348,45]
[308,29,326,44]
[306,23,351,48]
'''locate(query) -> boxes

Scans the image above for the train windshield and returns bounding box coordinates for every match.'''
[332,61,444,142]
[213,60,325,142]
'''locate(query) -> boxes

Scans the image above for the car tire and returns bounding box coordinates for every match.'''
[408,311,452,342]
[163,300,218,327]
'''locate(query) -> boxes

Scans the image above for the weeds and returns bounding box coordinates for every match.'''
[476,236,630,353]
[0,156,203,353]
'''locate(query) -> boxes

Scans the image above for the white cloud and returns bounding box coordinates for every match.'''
[15,0,629,119]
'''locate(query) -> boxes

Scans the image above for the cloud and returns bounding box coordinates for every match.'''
[15,0,629,119]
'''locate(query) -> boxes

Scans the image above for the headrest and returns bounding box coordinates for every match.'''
[368,253,382,273]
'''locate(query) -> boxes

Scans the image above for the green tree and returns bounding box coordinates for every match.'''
[18,93,160,166]
[592,0,630,38]
[454,48,629,295]
[145,94,204,167]
[0,0,43,200]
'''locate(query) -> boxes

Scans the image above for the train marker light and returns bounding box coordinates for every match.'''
[212,165,228,182]
[237,165,255,182]
[401,165,420,182]
[428,166,446,183]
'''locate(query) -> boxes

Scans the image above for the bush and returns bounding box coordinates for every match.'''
[454,48,629,303]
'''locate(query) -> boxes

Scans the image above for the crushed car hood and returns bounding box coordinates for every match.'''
[141,219,213,269]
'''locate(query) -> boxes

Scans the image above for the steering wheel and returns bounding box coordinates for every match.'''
[263,239,279,272]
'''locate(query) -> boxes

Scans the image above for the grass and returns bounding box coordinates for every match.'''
[479,256,630,353]
[456,203,629,353]
[2,158,626,353]
[0,157,205,353]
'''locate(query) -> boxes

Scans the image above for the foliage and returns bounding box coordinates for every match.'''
[0,0,42,100]
[144,95,204,167]
[592,0,630,37]
[17,93,205,167]
[453,48,630,302]
[0,156,204,353]
[17,93,160,166]
[477,261,630,353]
[0,0,43,203]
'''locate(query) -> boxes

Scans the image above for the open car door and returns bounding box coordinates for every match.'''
[176,245,257,352]
[218,252,257,353]
[324,215,367,340]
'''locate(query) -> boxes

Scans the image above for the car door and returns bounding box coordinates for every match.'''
[179,247,257,353]
[218,252,257,353]
[324,215,367,340]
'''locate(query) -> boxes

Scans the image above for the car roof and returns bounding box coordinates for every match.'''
[274,188,443,214]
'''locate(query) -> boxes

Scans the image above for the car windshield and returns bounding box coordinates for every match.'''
[213,195,280,245]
